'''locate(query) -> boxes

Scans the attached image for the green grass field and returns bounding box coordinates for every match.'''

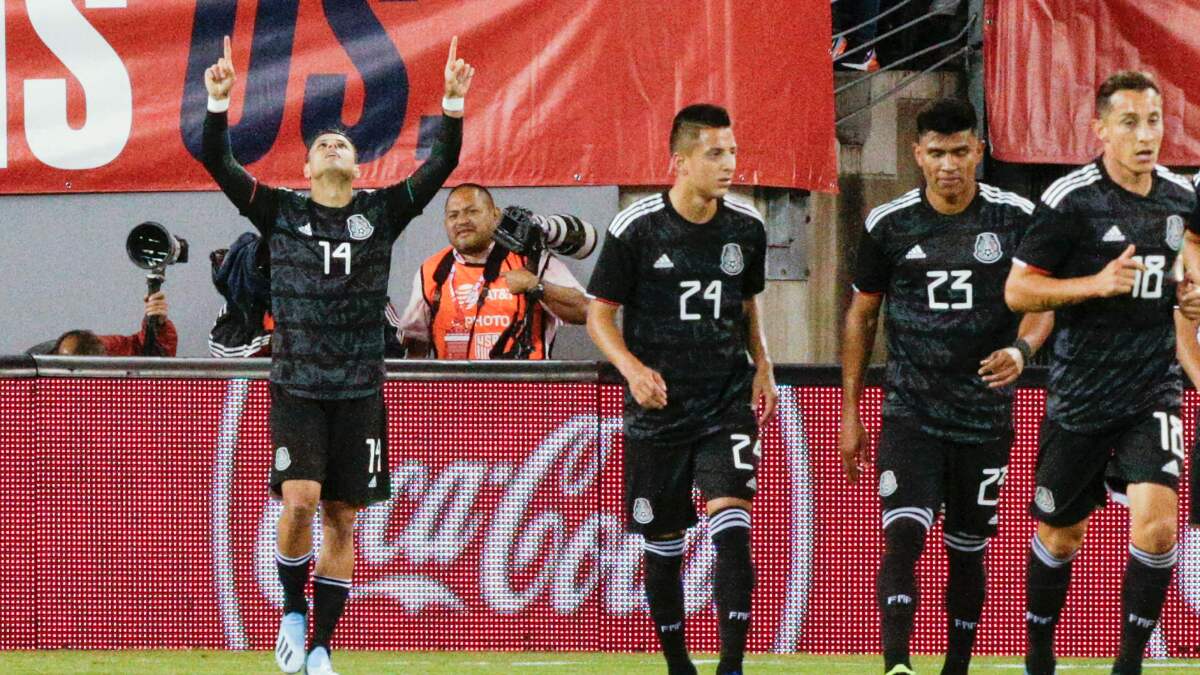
[1,652,1199,674]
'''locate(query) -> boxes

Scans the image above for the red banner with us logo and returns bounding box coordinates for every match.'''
[0,1,837,194]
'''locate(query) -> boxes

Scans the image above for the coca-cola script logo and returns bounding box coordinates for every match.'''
[210,382,813,651]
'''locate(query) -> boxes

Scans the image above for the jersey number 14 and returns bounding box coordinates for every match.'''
[320,241,352,275]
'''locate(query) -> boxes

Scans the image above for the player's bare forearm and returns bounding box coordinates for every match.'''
[1005,264,1099,312]
[1185,232,1200,284]
[841,292,882,414]
[742,297,772,370]
[1176,309,1200,389]
[586,301,641,375]
[1017,311,1054,355]
[543,283,589,325]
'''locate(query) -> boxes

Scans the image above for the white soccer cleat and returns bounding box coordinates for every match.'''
[274,612,306,673]
[305,646,340,675]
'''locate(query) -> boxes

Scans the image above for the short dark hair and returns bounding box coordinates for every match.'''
[916,98,978,138]
[1096,70,1160,118]
[305,127,356,156]
[52,330,106,356]
[670,104,732,154]
[446,182,495,208]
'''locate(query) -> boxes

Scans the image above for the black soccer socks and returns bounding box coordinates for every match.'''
[1025,533,1077,675]
[877,518,926,672]
[311,575,351,652]
[710,508,754,675]
[941,538,988,675]
[643,535,694,674]
[276,549,313,616]
[1113,544,1177,674]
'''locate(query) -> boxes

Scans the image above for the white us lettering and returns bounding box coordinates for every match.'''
[22,0,132,169]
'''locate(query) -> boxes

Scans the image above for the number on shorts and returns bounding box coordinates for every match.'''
[976,466,1008,506]
[1152,412,1185,461]
[366,438,383,473]
[731,433,761,471]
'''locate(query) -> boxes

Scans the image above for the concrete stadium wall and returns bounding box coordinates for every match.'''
[0,186,617,359]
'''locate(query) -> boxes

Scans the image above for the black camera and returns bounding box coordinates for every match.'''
[127,221,189,270]
[493,206,597,260]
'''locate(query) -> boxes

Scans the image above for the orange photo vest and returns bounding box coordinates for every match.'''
[420,246,550,359]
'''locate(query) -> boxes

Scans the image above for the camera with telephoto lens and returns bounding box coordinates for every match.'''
[493,206,597,260]
[127,221,189,271]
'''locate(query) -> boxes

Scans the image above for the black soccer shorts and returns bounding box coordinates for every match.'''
[1030,409,1182,527]
[623,423,760,537]
[875,417,1013,540]
[269,384,391,506]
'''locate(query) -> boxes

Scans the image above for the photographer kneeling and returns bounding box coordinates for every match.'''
[399,183,589,359]
[29,291,177,356]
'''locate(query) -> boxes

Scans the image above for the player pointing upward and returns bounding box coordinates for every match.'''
[200,35,473,675]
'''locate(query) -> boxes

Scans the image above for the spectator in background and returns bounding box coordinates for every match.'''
[832,0,884,71]
[28,291,178,356]
[208,232,405,358]
[398,183,588,359]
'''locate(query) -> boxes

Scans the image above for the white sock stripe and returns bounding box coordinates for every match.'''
[1130,544,1178,568]
[313,575,352,589]
[709,508,751,527]
[1030,534,1076,568]
[943,531,988,544]
[944,538,989,552]
[275,551,313,565]
[882,512,932,531]
[881,507,934,529]
[643,537,687,556]
[709,519,752,538]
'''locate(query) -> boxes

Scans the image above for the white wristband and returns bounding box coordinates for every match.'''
[207,96,231,113]
[1001,347,1024,372]
[442,96,465,113]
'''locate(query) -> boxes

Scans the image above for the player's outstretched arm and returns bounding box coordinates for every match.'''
[840,291,883,483]
[386,37,474,227]
[200,35,277,230]
[978,311,1053,389]
[743,296,777,426]
[586,301,667,409]
[1005,244,1145,313]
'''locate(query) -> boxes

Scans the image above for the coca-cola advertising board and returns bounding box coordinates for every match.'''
[6,374,1200,657]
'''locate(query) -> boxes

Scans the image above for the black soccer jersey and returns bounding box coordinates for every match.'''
[588,193,767,443]
[853,183,1034,443]
[1015,160,1196,433]
[202,111,461,399]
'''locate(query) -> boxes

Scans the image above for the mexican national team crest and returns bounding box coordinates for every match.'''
[973,232,1002,264]
[632,497,654,524]
[720,243,744,276]
[347,214,375,240]
[1167,215,1185,251]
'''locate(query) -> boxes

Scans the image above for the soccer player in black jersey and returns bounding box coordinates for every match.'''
[200,36,474,675]
[587,104,777,675]
[1006,71,1200,675]
[841,99,1053,675]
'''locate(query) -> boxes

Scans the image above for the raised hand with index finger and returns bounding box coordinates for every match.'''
[204,35,236,101]
[443,35,475,107]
